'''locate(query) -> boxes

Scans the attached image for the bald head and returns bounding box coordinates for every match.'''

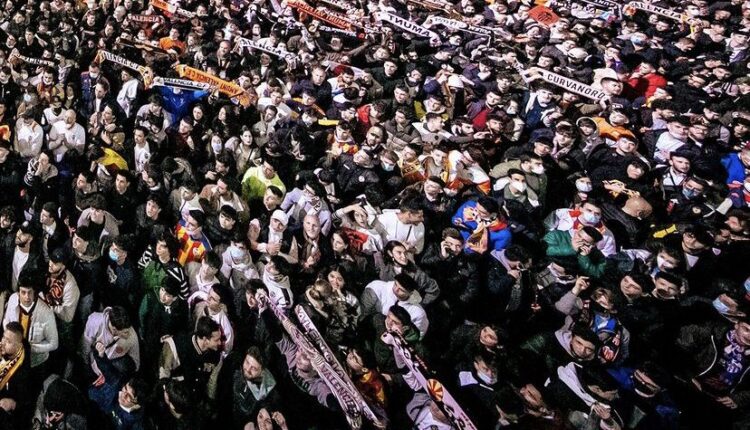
[624,196,652,219]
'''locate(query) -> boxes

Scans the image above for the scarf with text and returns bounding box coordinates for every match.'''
[295,306,385,427]
[382,330,478,430]
[374,12,440,42]
[174,64,252,107]
[95,50,154,88]
[263,296,365,429]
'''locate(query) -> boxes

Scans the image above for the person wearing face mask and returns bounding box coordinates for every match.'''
[491,152,548,206]
[496,169,541,212]
[103,235,139,317]
[220,234,260,290]
[607,362,680,430]
[458,349,525,429]
[521,324,601,380]
[545,199,616,257]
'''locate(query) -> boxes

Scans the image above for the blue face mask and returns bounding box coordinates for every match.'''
[382,163,395,172]
[713,297,731,315]
[682,187,699,200]
[108,249,119,262]
[744,278,750,294]
[581,211,601,225]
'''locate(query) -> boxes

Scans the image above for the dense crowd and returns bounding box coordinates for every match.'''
[0,0,747,429]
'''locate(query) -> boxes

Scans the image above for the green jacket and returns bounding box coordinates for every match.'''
[543,230,606,278]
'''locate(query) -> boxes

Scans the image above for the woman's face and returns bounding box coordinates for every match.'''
[332,233,347,253]
[193,106,203,120]
[241,130,252,144]
[327,270,345,291]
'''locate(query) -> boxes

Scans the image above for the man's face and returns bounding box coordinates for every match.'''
[312,69,326,85]
[262,162,275,179]
[243,354,263,381]
[570,335,596,360]
[442,237,463,256]
[205,331,222,351]
[19,286,34,307]
[263,190,281,209]
[653,278,680,299]
[619,276,644,299]
[0,330,20,358]
[15,230,31,247]
[392,281,412,301]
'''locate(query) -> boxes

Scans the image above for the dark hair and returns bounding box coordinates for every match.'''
[442,227,463,242]
[202,251,222,270]
[156,230,180,258]
[113,234,135,254]
[388,304,413,326]
[125,377,148,405]
[109,306,132,330]
[266,185,284,198]
[4,322,23,340]
[164,380,192,415]
[115,169,133,183]
[195,316,221,339]
[581,226,604,243]
[245,346,265,368]
[505,245,531,263]
[269,255,291,276]
[394,273,418,292]
[477,196,499,214]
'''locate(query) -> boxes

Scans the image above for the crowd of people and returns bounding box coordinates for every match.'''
[0,0,747,428]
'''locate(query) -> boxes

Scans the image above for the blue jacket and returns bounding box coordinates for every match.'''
[157,86,209,123]
[452,200,512,254]
[721,152,747,185]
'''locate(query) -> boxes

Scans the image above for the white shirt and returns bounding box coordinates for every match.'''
[14,119,43,158]
[133,142,151,174]
[654,132,686,163]
[48,120,86,161]
[364,280,429,338]
[375,211,425,254]
[117,79,139,118]
[12,248,29,291]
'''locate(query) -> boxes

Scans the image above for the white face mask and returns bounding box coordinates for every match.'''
[512,180,527,192]
[656,255,675,270]
[744,182,750,192]
[576,180,593,192]
[531,165,545,175]
[476,370,497,385]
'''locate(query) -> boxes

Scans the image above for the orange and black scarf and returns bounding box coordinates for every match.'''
[0,348,24,390]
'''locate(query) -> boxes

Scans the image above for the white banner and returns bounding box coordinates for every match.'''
[518,66,607,101]
[424,15,510,39]
[624,2,684,21]
[374,12,439,41]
